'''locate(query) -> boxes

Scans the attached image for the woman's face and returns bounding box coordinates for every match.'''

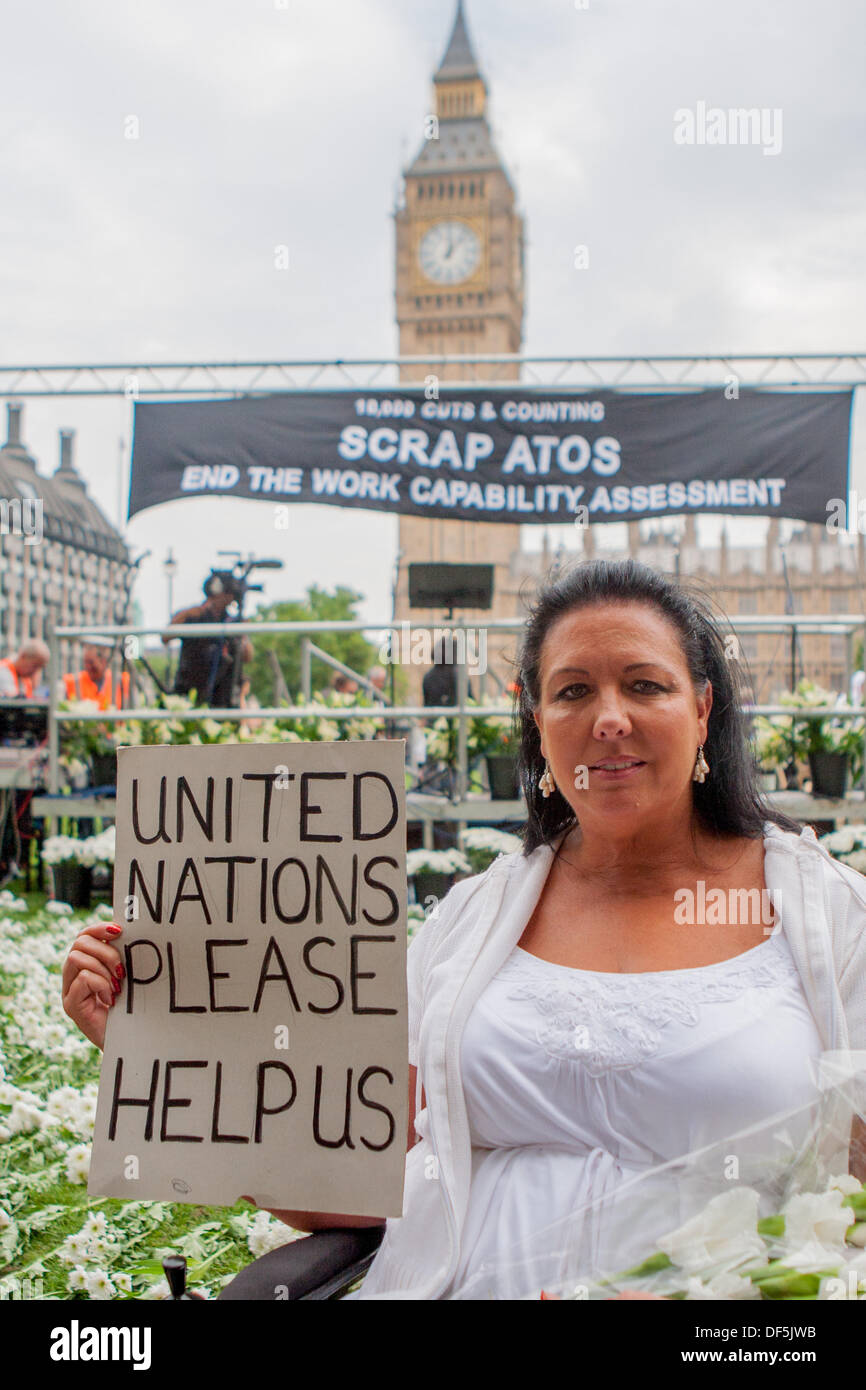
[532,601,712,834]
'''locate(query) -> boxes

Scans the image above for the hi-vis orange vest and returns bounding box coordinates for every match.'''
[63,669,130,710]
[0,658,33,697]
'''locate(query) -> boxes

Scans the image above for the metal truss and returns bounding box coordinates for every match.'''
[0,353,865,397]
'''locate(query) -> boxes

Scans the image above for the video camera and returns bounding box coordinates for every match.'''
[203,555,284,706]
[204,555,284,614]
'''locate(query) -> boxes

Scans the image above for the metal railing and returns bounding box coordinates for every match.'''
[41,610,866,805]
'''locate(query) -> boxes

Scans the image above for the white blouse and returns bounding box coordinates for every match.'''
[444,923,825,1299]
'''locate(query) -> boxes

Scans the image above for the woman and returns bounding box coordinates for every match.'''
[62,559,866,1300]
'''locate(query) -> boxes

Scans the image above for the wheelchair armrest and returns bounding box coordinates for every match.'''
[217,1224,386,1301]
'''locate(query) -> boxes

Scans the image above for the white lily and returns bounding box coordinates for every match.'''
[781,1189,853,1249]
[656,1187,765,1275]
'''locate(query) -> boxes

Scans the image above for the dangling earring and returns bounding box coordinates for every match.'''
[539,760,556,798]
[692,744,710,783]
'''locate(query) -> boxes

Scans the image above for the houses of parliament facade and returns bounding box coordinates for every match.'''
[391,2,865,704]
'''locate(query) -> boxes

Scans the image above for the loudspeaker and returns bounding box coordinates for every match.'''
[408,563,494,611]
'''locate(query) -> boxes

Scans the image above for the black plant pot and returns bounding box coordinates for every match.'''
[808,752,848,799]
[90,751,117,787]
[51,862,93,908]
[486,754,520,800]
[412,871,454,905]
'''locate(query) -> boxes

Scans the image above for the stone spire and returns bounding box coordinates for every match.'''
[435,0,481,82]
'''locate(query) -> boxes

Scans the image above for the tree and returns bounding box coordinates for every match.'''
[244,585,379,704]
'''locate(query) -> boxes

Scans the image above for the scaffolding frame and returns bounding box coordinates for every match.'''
[1,353,865,397]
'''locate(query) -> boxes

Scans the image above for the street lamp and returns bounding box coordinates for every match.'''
[163,550,178,692]
[163,549,178,620]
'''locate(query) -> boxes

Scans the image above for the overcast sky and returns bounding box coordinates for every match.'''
[3,0,865,634]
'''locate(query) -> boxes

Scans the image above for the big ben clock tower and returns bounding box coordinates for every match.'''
[393,0,527,699]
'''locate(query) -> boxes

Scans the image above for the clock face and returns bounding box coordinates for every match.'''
[418,220,482,285]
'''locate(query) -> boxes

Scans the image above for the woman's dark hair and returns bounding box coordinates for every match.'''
[515,557,803,856]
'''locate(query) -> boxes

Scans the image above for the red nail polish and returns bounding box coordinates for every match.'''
[115,965,124,980]
[106,925,122,937]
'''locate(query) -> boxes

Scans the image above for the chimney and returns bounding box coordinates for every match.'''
[56,427,85,486]
[6,401,23,447]
[59,429,74,471]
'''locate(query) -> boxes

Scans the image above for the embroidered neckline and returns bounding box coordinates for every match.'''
[496,930,801,1075]
[513,929,782,979]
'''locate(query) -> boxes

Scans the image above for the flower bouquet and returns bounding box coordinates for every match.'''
[551,1176,866,1300]
[447,1052,866,1301]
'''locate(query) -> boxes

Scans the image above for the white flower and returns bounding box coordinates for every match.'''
[64,1143,91,1184]
[828,1173,863,1196]
[0,1209,19,1262]
[458,827,522,855]
[140,1279,171,1300]
[656,1188,765,1275]
[67,1266,89,1293]
[684,1271,761,1300]
[83,1212,107,1236]
[84,1269,116,1300]
[406,848,471,876]
[780,1189,853,1262]
[247,1210,299,1259]
[114,1272,133,1294]
[820,826,863,855]
[45,901,73,915]
[58,1233,90,1265]
[846,1224,866,1248]
[8,1101,44,1134]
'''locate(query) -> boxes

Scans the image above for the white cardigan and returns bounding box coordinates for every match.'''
[358,820,866,1300]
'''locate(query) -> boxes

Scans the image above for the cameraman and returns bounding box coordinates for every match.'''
[163,571,252,707]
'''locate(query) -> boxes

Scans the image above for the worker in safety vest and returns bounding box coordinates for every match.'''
[63,640,129,710]
[0,639,50,698]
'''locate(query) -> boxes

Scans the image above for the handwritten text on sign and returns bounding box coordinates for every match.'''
[88,741,408,1217]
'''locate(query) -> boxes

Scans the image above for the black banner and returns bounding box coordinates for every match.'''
[128,388,852,526]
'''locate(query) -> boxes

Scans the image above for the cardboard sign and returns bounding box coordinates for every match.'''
[88,741,408,1217]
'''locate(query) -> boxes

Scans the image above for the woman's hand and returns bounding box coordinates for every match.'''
[61,922,124,1050]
